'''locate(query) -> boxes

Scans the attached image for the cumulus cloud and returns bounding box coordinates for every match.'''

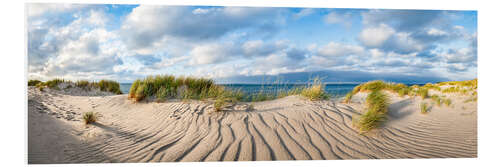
[121,6,286,50]
[358,24,395,47]
[317,42,365,57]
[27,5,477,82]
[323,11,352,27]
[362,9,446,32]
[189,43,237,65]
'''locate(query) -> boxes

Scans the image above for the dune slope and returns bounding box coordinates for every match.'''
[27,87,477,163]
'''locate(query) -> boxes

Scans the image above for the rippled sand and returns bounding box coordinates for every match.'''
[27,87,477,163]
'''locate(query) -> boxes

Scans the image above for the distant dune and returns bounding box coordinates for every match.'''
[27,84,476,163]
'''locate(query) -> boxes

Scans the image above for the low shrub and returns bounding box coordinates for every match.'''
[420,102,429,114]
[443,99,452,107]
[83,112,98,124]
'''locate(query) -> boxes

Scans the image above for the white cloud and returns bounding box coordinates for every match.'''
[358,24,395,47]
[323,11,352,27]
[189,43,235,65]
[27,3,88,17]
[317,42,365,57]
[293,8,315,19]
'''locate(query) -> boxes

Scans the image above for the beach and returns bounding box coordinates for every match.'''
[27,83,477,163]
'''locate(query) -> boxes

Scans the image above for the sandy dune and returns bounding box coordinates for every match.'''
[27,87,477,163]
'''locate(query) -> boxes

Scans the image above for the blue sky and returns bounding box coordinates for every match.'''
[27,4,477,83]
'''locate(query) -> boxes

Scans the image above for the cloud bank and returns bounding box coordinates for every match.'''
[27,4,477,83]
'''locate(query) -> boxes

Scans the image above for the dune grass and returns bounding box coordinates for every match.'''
[83,112,98,124]
[353,91,389,134]
[28,80,42,86]
[416,88,429,99]
[96,80,122,94]
[431,95,442,107]
[129,75,329,104]
[420,102,429,114]
[129,75,243,102]
[300,78,330,101]
[29,79,122,94]
[344,92,353,103]
[350,80,413,97]
[443,98,452,107]
[438,79,477,88]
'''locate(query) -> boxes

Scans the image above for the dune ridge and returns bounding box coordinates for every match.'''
[28,86,476,163]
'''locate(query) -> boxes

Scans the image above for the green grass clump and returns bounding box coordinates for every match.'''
[438,79,477,89]
[83,112,98,124]
[397,88,410,97]
[300,78,329,101]
[32,79,122,94]
[416,88,428,99]
[359,80,387,92]
[45,78,65,90]
[464,97,477,103]
[443,99,452,107]
[129,75,240,102]
[431,95,442,107]
[422,83,441,91]
[76,80,91,90]
[344,92,353,103]
[213,98,226,112]
[97,80,122,94]
[420,102,429,114]
[353,91,389,134]
[36,82,44,91]
[353,109,387,134]
[28,80,42,86]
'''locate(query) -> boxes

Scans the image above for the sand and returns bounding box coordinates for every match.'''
[27,86,477,163]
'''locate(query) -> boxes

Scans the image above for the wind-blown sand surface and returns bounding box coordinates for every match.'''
[28,86,477,163]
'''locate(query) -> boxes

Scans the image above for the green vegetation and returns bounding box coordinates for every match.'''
[28,80,42,86]
[464,97,478,103]
[97,80,122,94]
[420,102,429,114]
[349,80,413,97]
[353,91,389,134]
[416,88,429,99]
[347,79,477,133]
[344,92,353,103]
[129,75,229,101]
[45,78,66,90]
[438,79,477,88]
[431,95,442,107]
[422,83,441,91]
[443,98,452,107]
[213,98,227,112]
[28,79,122,94]
[129,75,329,104]
[83,112,98,124]
[300,78,330,101]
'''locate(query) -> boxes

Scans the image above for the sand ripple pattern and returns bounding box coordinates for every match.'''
[29,91,477,163]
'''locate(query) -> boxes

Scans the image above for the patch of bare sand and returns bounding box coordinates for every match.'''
[27,86,477,163]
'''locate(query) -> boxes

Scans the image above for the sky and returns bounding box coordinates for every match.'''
[27,4,477,83]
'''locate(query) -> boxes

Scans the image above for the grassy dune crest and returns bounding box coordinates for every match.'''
[28,79,122,94]
[128,75,330,107]
[128,75,242,102]
[348,79,477,133]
